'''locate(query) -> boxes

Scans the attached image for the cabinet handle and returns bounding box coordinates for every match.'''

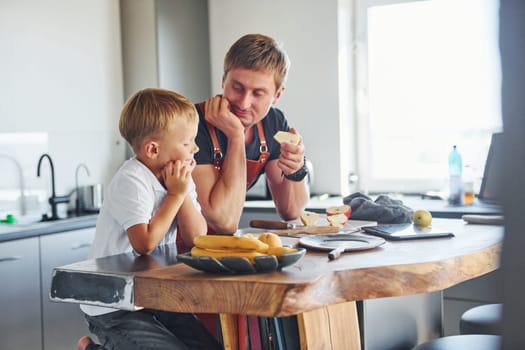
[71,243,92,250]
[0,256,22,262]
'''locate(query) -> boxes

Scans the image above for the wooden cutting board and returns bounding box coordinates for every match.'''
[265,226,341,235]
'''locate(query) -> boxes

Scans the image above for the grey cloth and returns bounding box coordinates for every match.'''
[343,192,413,224]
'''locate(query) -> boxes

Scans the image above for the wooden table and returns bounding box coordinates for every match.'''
[51,219,503,349]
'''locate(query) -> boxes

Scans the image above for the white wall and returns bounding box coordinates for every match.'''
[1,0,125,216]
[157,0,211,102]
[208,0,355,195]
[120,0,159,100]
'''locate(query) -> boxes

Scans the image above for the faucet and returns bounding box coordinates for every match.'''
[37,153,70,221]
[75,163,91,214]
[0,153,27,216]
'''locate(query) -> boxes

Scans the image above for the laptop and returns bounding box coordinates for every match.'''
[477,132,504,206]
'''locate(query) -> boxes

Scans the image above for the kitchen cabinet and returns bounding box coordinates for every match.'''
[41,227,95,350]
[0,237,42,350]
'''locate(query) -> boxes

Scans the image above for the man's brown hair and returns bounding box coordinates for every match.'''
[224,33,290,90]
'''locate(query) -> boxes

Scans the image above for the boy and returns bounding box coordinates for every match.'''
[78,88,222,350]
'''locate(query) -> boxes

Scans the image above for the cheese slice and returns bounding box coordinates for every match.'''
[300,211,320,226]
[273,131,300,145]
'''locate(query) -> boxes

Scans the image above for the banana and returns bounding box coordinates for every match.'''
[267,246,297,258]
[258,232,283,248]
[194,235,269,252]
[191,247,265,264]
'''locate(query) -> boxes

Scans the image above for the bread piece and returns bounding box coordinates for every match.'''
[300,211,320,226]
[273,131,300,145]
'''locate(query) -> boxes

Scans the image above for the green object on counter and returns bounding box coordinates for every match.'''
[0,214,17,224]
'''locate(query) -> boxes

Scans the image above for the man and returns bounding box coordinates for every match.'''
[193,33,310,233]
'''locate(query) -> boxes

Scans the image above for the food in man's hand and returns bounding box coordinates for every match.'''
[194,235,269,252]
[326,205,352,219]
[300,211,320,226]
[327,213,348,228]
[413,209,432,227]
[273,131,300,145]
[190,247,265,264]
[258,232,283,248]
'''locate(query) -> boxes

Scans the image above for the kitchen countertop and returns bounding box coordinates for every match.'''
[0,213,98,242]
[1,193,501,243]
[244,194,503,219]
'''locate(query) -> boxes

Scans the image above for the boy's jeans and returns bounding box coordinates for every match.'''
[84,309,222,350]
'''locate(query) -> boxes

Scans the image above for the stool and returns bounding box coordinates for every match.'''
[412,334,501,350]
[460,303,503,335]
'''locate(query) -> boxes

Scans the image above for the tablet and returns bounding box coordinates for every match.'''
[362,223,455,241]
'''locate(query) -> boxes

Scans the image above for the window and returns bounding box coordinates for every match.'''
[354,0,502,194]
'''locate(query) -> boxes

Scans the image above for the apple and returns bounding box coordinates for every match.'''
[327,213,348,228]
[326,205,352,219]
[413,209,432,227]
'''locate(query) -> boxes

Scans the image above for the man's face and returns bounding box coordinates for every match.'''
[222,67,284,128]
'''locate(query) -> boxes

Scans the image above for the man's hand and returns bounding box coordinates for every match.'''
[204,95,244,138]
[277,128,305,176]
[162,160,193,196]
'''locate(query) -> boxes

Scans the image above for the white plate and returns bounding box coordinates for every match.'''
[299,233,385,252]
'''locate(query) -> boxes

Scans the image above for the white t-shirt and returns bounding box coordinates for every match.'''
[81,157,200,316]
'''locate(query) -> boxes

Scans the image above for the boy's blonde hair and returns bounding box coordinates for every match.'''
[119,88,197,153]
[224,33,290,90]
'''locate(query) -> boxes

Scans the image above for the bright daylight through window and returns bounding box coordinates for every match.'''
[355,0,502,195]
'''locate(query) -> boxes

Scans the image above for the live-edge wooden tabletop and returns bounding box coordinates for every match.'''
[130,218,503,317]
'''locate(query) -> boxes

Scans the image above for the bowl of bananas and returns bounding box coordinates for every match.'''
[177,233,306,274]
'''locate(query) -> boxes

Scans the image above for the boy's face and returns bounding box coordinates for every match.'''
[157,118,199,167]
[222,67,285,128]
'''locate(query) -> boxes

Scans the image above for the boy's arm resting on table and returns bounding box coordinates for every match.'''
[193,135,247,234]
[266,159,310,221]
[127,192,186,255]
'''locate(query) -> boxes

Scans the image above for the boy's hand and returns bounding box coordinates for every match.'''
[277,128,305,176]
[162,160,192,196]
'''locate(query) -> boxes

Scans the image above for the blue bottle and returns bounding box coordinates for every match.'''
[448,145,463,205]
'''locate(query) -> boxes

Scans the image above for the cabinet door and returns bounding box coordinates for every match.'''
[40,228,95,350]
[0,238,42,350]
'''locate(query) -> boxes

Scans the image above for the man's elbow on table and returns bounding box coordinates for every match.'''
[206,217,239,234]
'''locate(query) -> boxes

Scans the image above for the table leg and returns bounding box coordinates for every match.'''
[219,314,239,350]
[297,301,361,350]
[220,301,360,350]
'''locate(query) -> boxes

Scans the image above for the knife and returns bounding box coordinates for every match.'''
[249,220,340,234]
[328,246,346,260]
